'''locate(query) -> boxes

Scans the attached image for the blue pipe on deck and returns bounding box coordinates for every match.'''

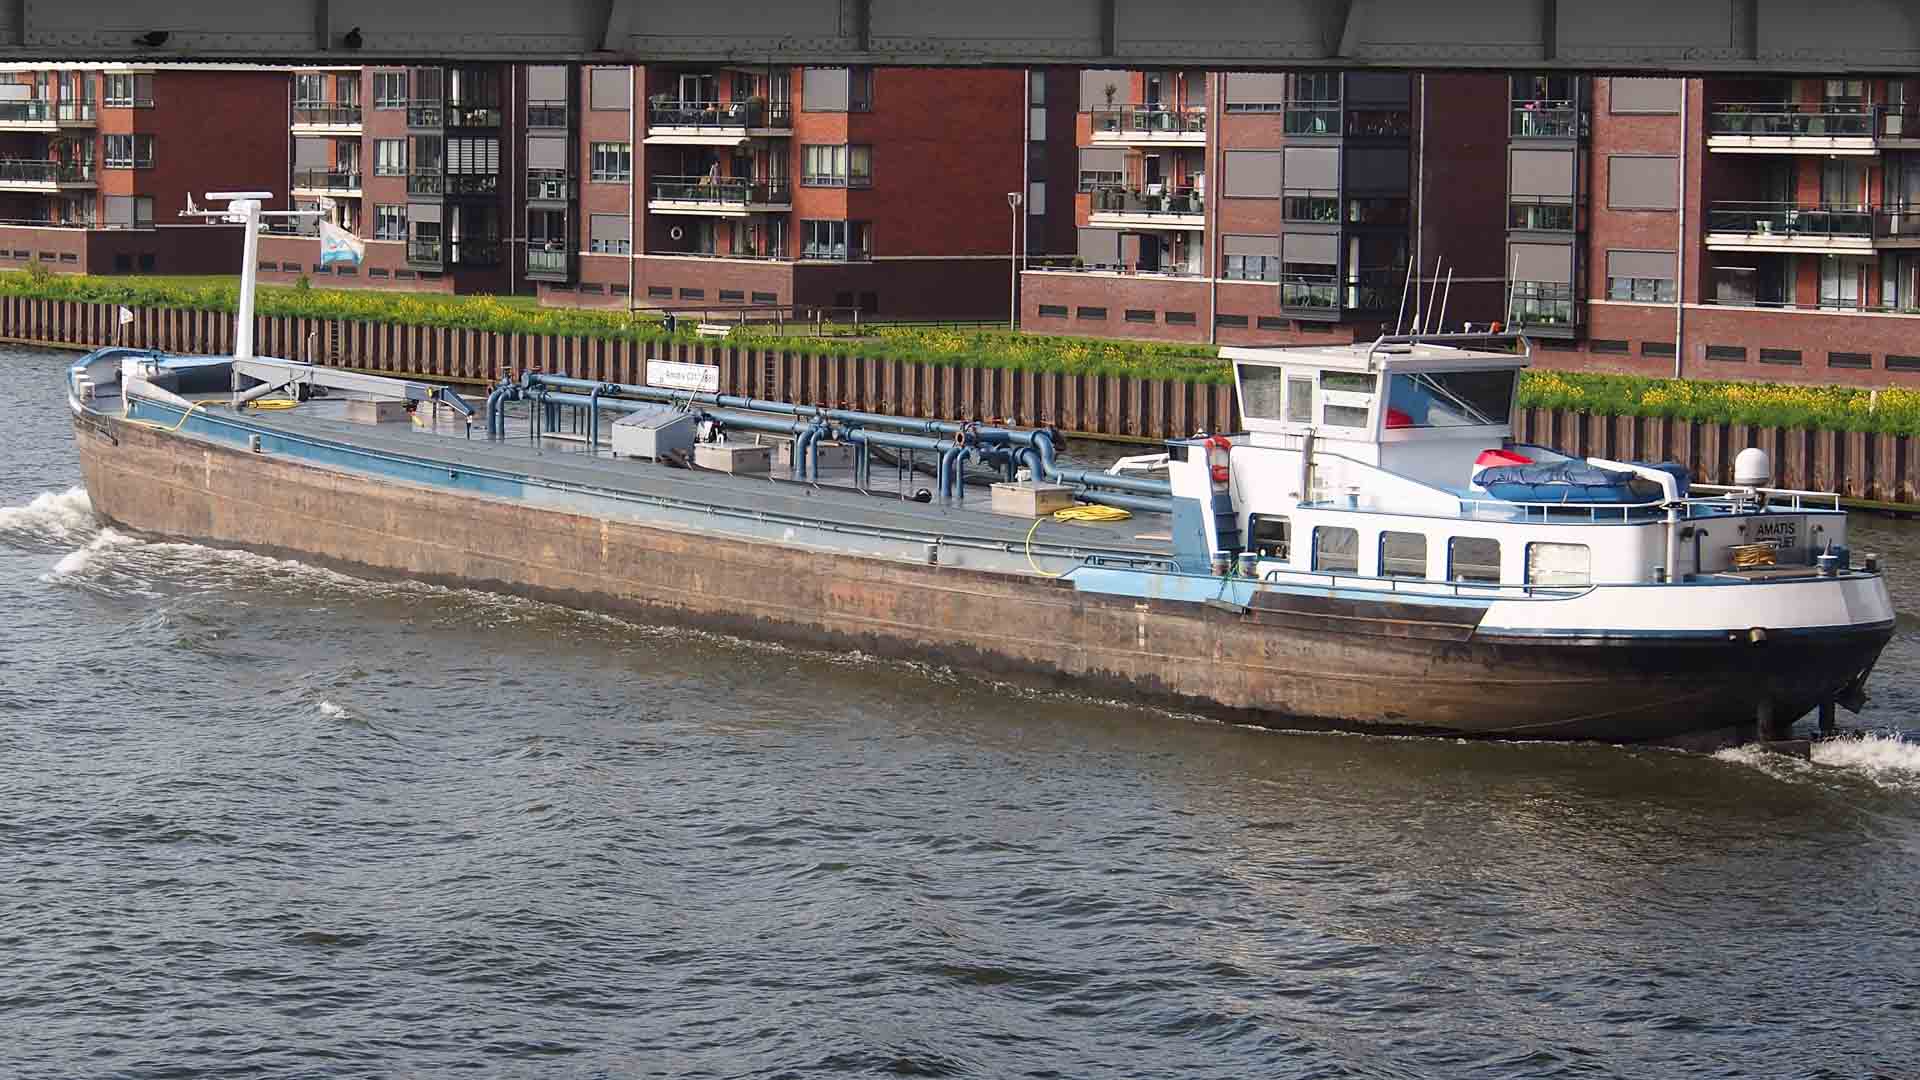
[588,384,605,453]
[485,383,509,438]
[1075,489,1174,515]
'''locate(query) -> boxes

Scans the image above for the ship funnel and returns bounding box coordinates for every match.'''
[1734,447,1772,488]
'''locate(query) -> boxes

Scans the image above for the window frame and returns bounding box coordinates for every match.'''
[372,139,407,177]
[589,141,632,183]
[1379,531,1428,578]
[373,71,408,109]
[103,133,155,169]
[1312,526,1361,575]
[1449,537,1503,584]
[1249,514,1292,561]
[1525,542,1592,587]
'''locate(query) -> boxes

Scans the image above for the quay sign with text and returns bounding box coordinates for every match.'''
[646,360,721,393]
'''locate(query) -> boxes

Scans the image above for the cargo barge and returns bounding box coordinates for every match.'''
[65,194,1896,748]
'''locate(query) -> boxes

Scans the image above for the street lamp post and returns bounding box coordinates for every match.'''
[1006,191,1023,332]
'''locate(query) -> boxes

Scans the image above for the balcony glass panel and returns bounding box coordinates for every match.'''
[647,98,786,130]
[0,160,94,184]
[1282,189,1339,223]
[1283,102,1340,136]
[526,248,569,274]
[293,169,363,192]
[527,169,571,201]
[1087,186,1203,216]
[1087,105,1205,136]
[1346,109,1411,138]
[1507,280,1576,326]
[651,175,792,206]
[1511,101,1579,138]
[1708,103,1873,137]
[1707,201,1874,239]
[1508,198,1576,231]
[0,101,51,123]
[293,105,363,126]
[526,101,568,128]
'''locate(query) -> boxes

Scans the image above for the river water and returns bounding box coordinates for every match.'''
[4,344,1919,1078]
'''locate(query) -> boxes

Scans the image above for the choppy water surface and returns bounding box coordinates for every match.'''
[4,344,1919,1079]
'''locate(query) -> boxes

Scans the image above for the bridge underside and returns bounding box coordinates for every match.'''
[1,0,1916,72]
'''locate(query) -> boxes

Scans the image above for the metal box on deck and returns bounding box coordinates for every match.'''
[694,441,773,474]
[610,404,699,460]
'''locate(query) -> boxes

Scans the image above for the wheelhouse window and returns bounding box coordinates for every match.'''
[1318,370,1375,428]
[1450,537,1502,584]
[1383,370,1517,429]
[1286,376,1313,423]
[1314,527,1359,574]
[1236,364,1284,418]
[1380,532,1427,577]
[1527,543,1591,587]
[1250,515,1291,560]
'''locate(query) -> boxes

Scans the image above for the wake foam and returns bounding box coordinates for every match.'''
[50,527,137,577]
[1716,733,1920,792]
[0,487,95,541]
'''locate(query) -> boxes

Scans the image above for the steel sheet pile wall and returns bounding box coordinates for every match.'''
[7,296,1917,506]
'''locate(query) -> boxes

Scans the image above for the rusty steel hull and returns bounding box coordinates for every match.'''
[73,412,1891,746]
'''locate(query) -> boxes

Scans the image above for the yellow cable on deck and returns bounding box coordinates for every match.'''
[1025,503,1134,578]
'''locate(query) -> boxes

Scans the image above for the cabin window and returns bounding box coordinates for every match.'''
[1323,403,1370,427]
[1238,364,1284,418]
[1314,526,1359,574]
[1380,531,1426,577]
[1527,542,1591,586]
[1286,376,1313,423]
[1384,370,1517,428]
[1250,515,1291,560]
[1450,537,1502,583]
[1318,371,1376,393]
[1317,369,1374,429]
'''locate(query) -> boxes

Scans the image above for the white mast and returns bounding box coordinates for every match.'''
[180,192,319,363]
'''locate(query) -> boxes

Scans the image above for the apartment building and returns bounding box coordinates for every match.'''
[524,64,1074,317]
[1505,74,1920,385]
[0,64,286,276]
[257,65,520,293]
[1017,69,1509,347]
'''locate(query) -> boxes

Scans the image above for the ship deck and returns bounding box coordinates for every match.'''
[182,395,1175,560]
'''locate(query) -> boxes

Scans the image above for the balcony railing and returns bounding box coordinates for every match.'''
[292,104,364,126]
[526,100,568,128]
[1347,196,1411,227]
[0,160,94,184]
[0,101,51,123]
[1024,255,1207,278]
[526,169,572,201]
[407,171,445,195]
[445,174,500,196]
[1282,188,1340,223]
[1282,275,1338,311]
[447,104,502,127]
[1507,281,1577,327]
[293,169,363,192]
[408,239,444,263]
[1508,196,1577,232]
[1347,269,1403,311]
[406,100,444,127]
[57,102,96,124]
[1087,186,1203,216]
[1346,109,1412,138]
[1284,101,1341,136]
[1707,103,1873,138]
[1707,201,1873,240]
[1088,105,1206,137]
[526,247,570,274]
[650,174,792,207]
[647,98,790,131]
[451,239,502,266]
[1511,101,1580,138]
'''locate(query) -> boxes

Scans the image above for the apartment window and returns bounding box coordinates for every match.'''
[1609,78,1681,115]
[1258,316,1289,331]
[1707,344,1748,362]
[680,288,705,300]
[1820,255,1867,310]
[1224,72,1287,113]
[648,285,671,298]
[1223,235,1281,282]
[293,73,326,106]
[1216,313,1249,328]
[103,134,155,169]
[590,142,632,182]
[1124,309,1155,324]
[1029,70,1046,106]
[1605,250,1678,303]
[1829,351,1872,369]
[1078,147,1124,191]
[1641,341,1677,359]
[373,139,407,176]
[103,73,153,107]
[1607,155,1679,211]
[374,204,407,241]
[719,289,745,301]
[803,67,873,112]
[1038,304,1068,318]
[1887,355,1920,372]
[1077,306,1107,320]
[446,137,500,174]
[373,71,408,109]
[337,75,360,107]
[752,291,777,303]
[1760,348,1804,367]
[800,219,870,260]
[590,67,631,110]
[1166,311,1197,326]
[589,214,631,254]
[1590,339,1630,354]
[1314,527,1359,574]
[802,145,872,187]
[104,196,154,228]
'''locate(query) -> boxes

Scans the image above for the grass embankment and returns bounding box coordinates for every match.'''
[7,272,1920,429]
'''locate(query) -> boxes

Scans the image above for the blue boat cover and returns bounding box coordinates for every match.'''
[1478,460,1688,505]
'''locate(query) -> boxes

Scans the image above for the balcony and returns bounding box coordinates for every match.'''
[291,104,364,133]
[291,169,363,198]
[0,160,96,191]
[1706,103,1876,155]
[647,175,792,216]
[645,99,791,146]
[406,100,444,129]
[1705,201,1875,255]
[1085,186,1204,230]
[407,239,444,266]
[1507,196,1578,233]
[526,246,571,280]
[407,171,444,196]
[526,101,568,129]
[1280,268,1402,320]
[0,100,55,130]
[1511,101,1582,139]
[450,238,501,266]
[447,103,502,128]
[445,174,500,197]
[57,102,96,127]
[526,169,572,203]
[1281,275,1339,316]
[1284,101,1341,137]
[1282,189,1340,224]
[1088,105,1206,146]
[1506,280,1579,338]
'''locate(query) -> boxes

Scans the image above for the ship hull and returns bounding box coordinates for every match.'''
[74,412,1892,748]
